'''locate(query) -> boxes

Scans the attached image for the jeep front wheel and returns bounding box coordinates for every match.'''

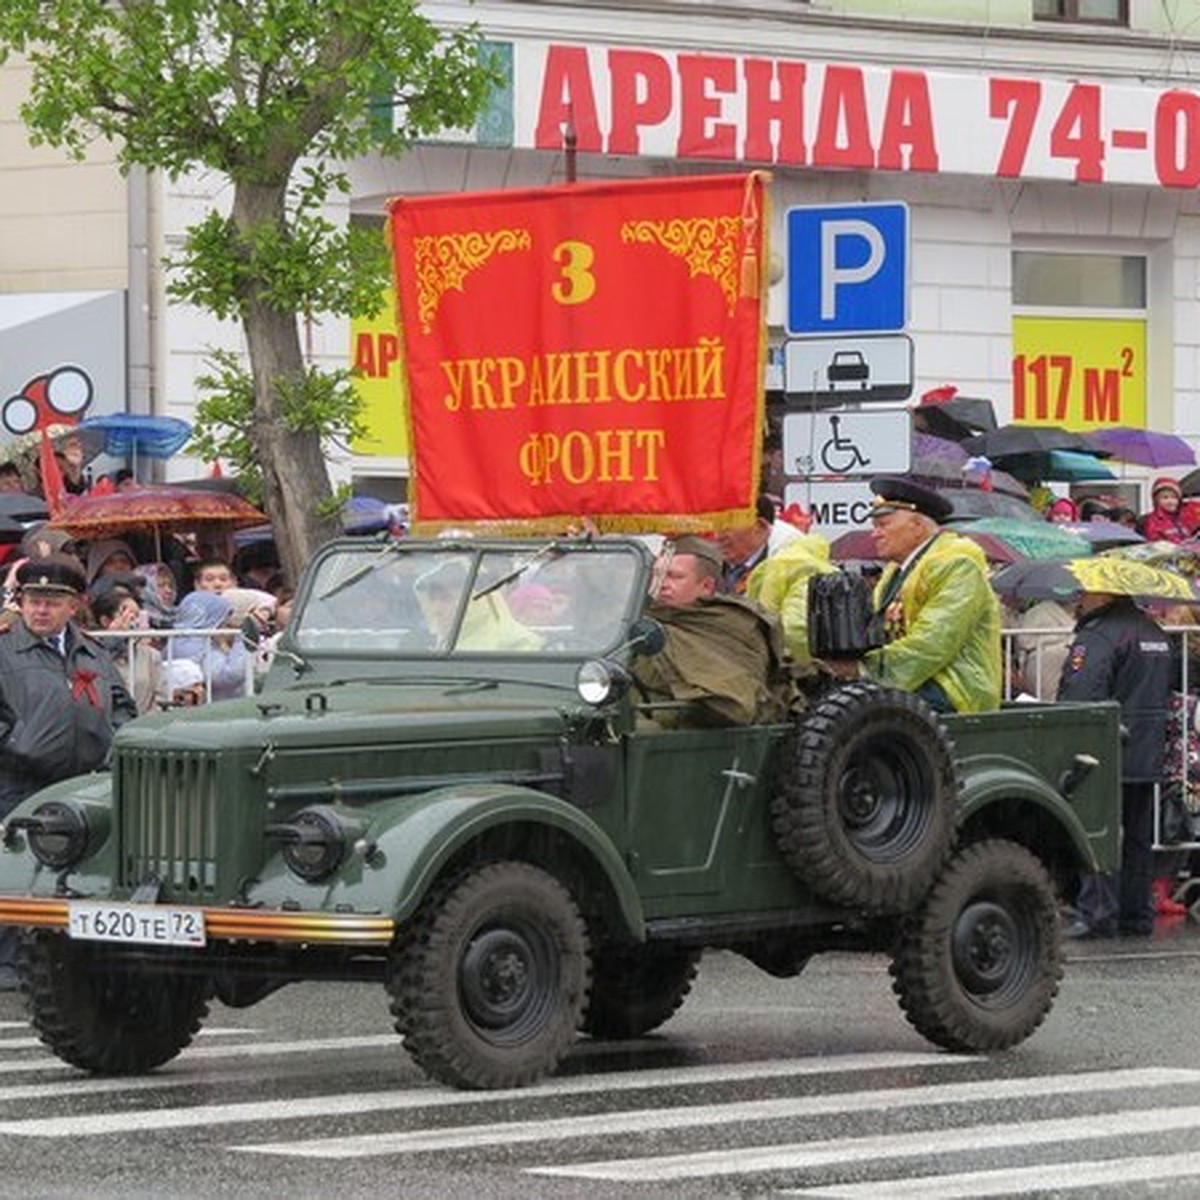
[772,682,958,914]
[582,946,700,1039]
[388,861,589,1089]
[20,932,210,1074]
[889,839,1063,1053]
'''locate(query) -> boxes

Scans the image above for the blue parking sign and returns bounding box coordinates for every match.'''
[786,203,909,336]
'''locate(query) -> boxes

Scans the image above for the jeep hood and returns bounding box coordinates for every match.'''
[114,680,580,753]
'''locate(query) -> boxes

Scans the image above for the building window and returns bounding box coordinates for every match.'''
[1033,1,1128,25]
[1012,252,1145,309]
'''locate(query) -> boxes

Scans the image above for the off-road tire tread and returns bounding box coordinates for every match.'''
[771,682,960,914]
[20,931,209,1074]
[889,838,1063,1053]
[387,861,589,1089]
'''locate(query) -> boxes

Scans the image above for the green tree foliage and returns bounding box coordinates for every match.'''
[0,0,496,581]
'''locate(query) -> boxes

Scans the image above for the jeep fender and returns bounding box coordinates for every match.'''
[0,774,116,898]
[246,784,645,941]
[957,753,1116,875]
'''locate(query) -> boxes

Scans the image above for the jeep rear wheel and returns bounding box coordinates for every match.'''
[20,932,210,1074]
[890,839,1063,1053]
[389,861,589,1089]
[771,682,958,914]
[582,946,700,1039]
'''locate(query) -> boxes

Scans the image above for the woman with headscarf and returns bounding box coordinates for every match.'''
[169,590,251,701]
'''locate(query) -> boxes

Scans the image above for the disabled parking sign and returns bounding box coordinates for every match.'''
[786,203,909,336]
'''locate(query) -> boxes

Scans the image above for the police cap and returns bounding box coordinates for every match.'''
[16,554,87,597]
[868,476,953,523]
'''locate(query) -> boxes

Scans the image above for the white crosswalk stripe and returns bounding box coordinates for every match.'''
[239,1067,1200,1159]
[0,1025,1196,1195]
[0,1049,968,1136]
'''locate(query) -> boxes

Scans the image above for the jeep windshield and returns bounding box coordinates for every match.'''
[292,538,648,658]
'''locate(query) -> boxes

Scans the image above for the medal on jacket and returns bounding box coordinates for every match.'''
[70,669,100,708]
[883,599,906,642]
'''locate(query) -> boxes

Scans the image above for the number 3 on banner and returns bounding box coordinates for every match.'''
[552,240,596,305]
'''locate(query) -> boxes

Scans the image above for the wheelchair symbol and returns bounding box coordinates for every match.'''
[819,415,870,474]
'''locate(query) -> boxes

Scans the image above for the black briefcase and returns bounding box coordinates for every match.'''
[807,570,885,660]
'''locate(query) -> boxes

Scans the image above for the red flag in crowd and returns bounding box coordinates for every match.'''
[38,430,66,518]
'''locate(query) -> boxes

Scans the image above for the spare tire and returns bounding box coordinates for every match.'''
[771,681,959,914]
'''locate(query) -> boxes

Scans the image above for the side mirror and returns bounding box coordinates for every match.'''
[627,616,665,657]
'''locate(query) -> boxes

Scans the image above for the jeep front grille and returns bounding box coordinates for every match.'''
[117,749,219,898]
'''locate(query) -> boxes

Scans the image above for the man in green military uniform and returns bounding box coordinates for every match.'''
[829,476,1001,714]
[634,536,791,727]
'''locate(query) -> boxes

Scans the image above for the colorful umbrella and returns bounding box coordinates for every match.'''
[963,517,1091,561]
[1102,539,1200,574]
[49,486,266,540]
[990,557,1200,604]
[990,449,1115,484]
[909,432,1028,498]
[1087,426,1195,468]
[75,414,193,461]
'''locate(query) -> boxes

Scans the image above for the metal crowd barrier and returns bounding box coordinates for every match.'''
[88,626,259,704]
[1003,624,1200,855]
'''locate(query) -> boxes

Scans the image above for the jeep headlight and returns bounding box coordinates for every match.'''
[8,800,92,869]
[264,806,347,882]
[576,659,630,706]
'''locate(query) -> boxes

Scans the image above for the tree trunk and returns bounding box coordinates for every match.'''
[232,179,341,586]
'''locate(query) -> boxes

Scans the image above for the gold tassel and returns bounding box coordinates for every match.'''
[739,173,761,300]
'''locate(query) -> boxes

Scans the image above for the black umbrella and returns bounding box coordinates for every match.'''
[1179,466,1200,498]
[0,514,25,542]
[913,395,998,442]
[939,488,1042,523]
[962,424,1101,459]
[0,493,49,523]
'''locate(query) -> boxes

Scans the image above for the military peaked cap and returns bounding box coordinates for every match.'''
[868,476,953,523]
[16,554,87,596]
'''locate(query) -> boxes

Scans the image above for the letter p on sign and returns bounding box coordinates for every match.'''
[786,202,909,337]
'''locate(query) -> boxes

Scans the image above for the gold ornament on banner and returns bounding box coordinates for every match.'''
[621,214,742,313]
[413,229,532,332]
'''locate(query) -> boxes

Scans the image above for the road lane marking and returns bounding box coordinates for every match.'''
[530,1103,1200,1181]
[0,1051,968,1136]
[786,1150,1200,1197]
[238,1068,1200,1158]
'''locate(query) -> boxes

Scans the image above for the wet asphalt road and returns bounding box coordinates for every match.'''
[0,919,1196,1197]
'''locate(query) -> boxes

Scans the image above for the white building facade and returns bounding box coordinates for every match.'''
[3,0,1199,506]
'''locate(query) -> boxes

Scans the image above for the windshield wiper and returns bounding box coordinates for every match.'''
[317,541,401,601]
[472,542,564,600]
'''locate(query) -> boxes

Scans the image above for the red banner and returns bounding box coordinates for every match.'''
[388,172,769,533]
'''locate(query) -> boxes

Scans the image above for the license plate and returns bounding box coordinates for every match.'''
[67,901,206,948]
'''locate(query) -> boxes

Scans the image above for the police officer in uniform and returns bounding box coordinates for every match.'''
[0,555,137,987]
[1057,588,1172,937]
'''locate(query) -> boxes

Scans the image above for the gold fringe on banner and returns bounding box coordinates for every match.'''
[409,506,760,540]
[739,172,764,301]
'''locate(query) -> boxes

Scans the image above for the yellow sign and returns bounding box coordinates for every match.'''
[350,288,408,457]
[1011,316,1146,430]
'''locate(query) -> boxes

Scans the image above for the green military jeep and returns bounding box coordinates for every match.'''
[0,536,1119,1089]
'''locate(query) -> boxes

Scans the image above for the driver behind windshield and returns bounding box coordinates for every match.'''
[414,559,542,652]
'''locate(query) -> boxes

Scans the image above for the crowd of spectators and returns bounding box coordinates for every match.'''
[0,526,291,711]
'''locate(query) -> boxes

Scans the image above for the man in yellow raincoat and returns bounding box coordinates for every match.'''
[858,476,1001,713]
[744,532,837,672]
